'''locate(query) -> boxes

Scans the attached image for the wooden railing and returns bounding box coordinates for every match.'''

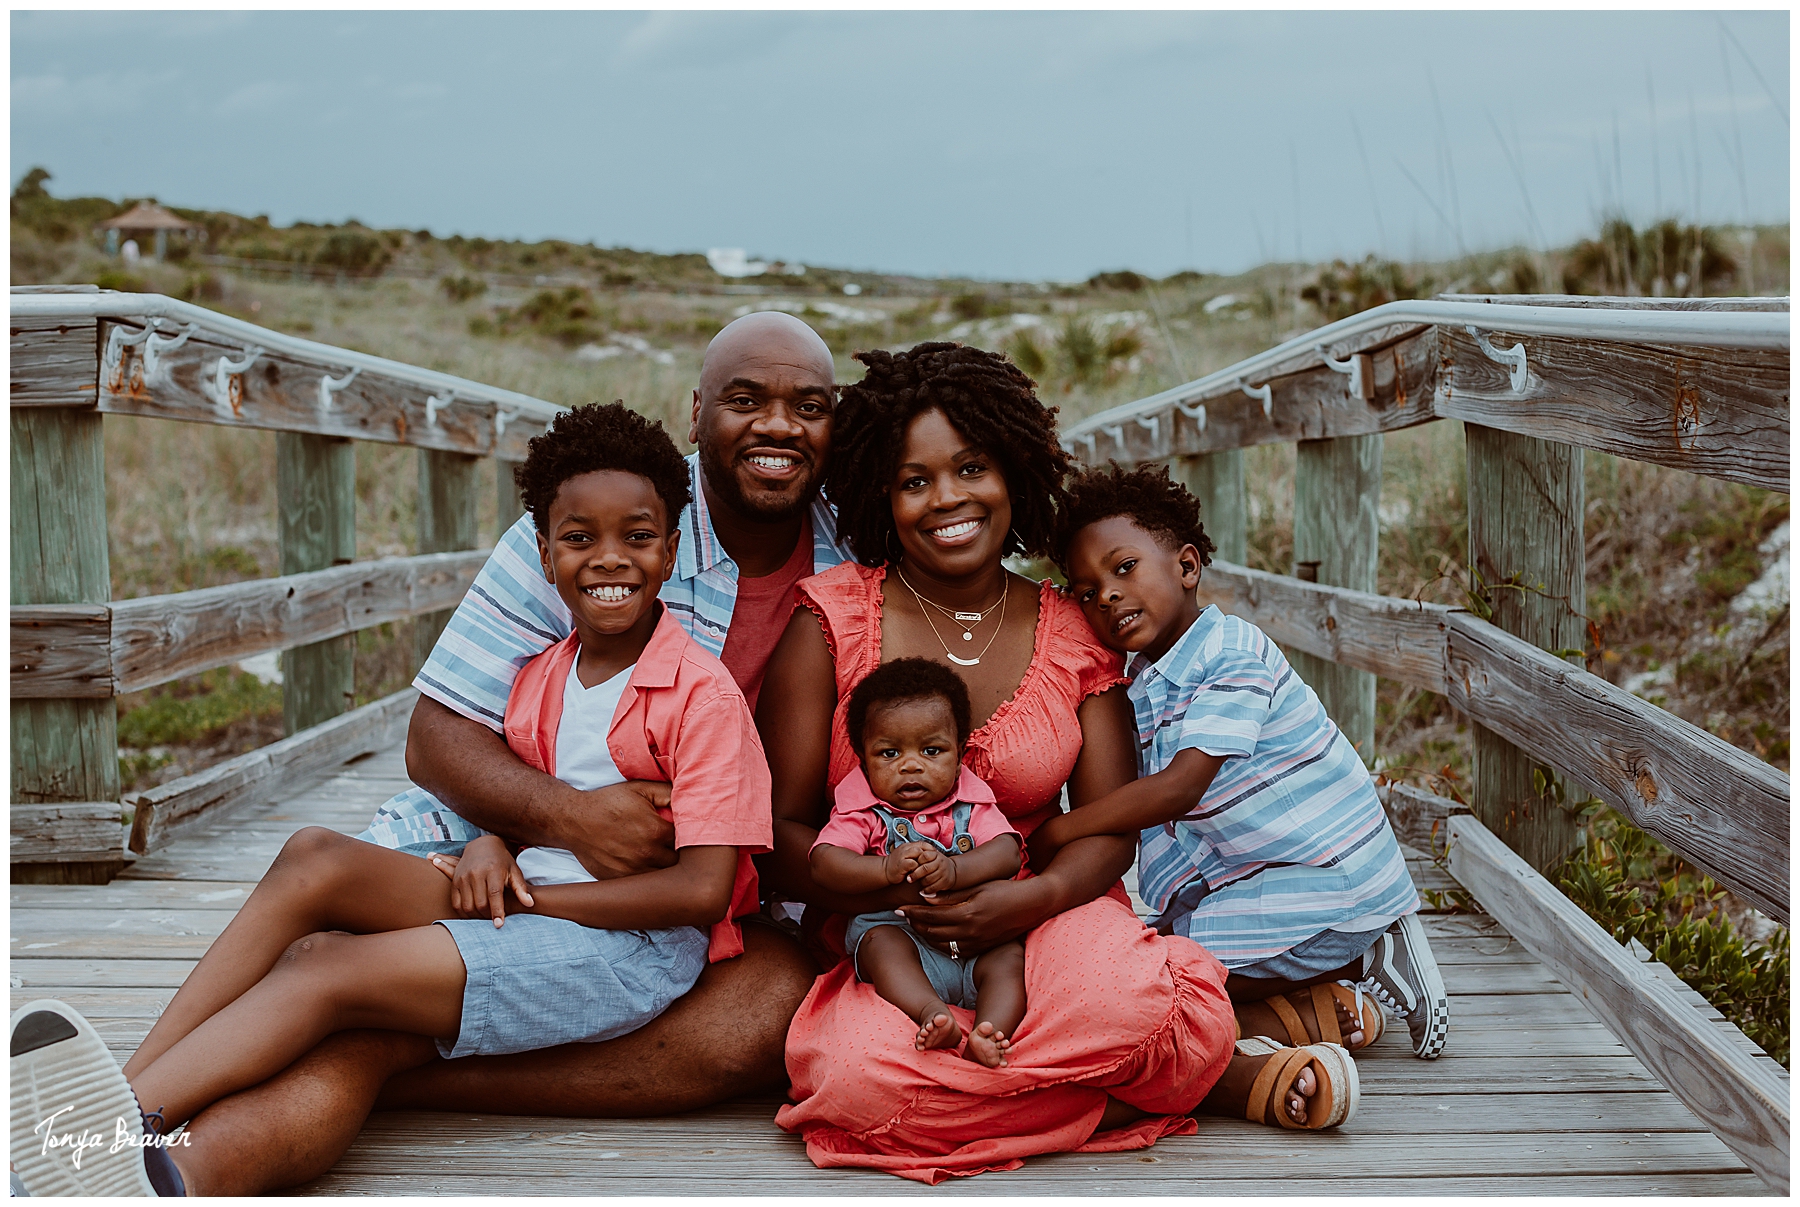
[1067,292,1790,1189]
[10,286,559,876]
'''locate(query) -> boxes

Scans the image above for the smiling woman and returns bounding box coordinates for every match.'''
[755,342,1249,1183]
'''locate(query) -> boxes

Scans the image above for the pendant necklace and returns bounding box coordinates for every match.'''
[896,566,1008,667]
[895,566,1005,641]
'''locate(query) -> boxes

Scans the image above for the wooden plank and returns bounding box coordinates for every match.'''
[414,450,481,672]
[10,959,197,988]
[11,406,120,880]
[298,1170,1775,1197]
[94,320,544,459]
[1466,422,1586,872]
[1380,781,1471,851]
[1291,432,1382,756]
[1074,327,1439,464]
[305,1121,1748,1181]
[1168,451,1246,564]
[1195,563,1789,922]
[9,801,124,862]
[126,688,416,854]
[278,432,357,734]
[1444,812,1789,1191]
[9,316,98,407]
[10,604,112,698]
[11,881,254,910]
[96,552,485,696]
[1437,328,1788,492]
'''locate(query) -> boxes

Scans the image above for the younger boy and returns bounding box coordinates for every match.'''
[809,659,1026,1068]
[1038,463,1448,1059]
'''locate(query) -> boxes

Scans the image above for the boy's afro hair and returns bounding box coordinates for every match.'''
[1053,462,1216,571]
[514,402,692,534]
[846,657,973,752]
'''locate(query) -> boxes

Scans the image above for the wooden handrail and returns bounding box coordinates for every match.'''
[10,550,488,699]
[1061,296,1789,492]
[9,291,561,457]
[1198,561,1789,923]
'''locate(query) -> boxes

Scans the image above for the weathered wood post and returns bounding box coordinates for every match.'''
[277,434,356,735]
[1171,450,1247,565]
[11,406,124,883]
[1466,424,1585,873]
[497,457,524,535]
[1290,434,1382,757]
[415,450,481,671]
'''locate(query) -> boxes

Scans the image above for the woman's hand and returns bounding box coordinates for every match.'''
[433,835,533,927]
[898,875,1053,952]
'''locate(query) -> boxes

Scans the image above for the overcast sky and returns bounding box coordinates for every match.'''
[11,10,1790,281]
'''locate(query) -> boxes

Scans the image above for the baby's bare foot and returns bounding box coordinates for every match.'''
[964,1021,1012,1068]
[915,1003,961,1052]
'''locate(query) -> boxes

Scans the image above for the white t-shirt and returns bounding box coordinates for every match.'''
[513,661,631,886]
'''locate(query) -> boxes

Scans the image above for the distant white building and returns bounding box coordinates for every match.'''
[706,248,767,278]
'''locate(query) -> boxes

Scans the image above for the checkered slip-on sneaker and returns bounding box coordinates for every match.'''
[1358,913,1450,1059]
[10,1000,155,1196]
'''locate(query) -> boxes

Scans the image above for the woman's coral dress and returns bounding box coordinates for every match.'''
[775,563,1236,1183]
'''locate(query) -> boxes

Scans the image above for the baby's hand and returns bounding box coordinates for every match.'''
[437,835,533,927]
[884,841,933,885]
[908,847,958,896]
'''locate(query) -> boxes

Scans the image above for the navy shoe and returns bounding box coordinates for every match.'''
[1357,913,1450,1059]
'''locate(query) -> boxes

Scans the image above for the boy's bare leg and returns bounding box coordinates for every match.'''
[126,828,459,1079]
[964,939,1025,1068]
[853,926,961,1053]
[133,925,467,1127]
[159,923,815,1194]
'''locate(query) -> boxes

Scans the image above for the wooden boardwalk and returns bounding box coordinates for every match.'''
[10,743,1774,1196]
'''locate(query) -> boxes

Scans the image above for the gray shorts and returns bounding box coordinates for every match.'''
[844,912,980,1008]
[435,913,708,1059]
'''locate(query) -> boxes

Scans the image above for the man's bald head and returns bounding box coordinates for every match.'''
[699,311,834,400]
[690,310,836,526]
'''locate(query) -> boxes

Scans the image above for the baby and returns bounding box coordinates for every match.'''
[808,658,1026,1068]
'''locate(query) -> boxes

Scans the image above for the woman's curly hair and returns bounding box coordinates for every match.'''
[826,342,1073,566]
[514,402,691,533]
[1052,462,1216,571]
[846,657,973,752]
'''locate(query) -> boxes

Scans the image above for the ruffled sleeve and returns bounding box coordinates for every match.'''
[1043,588,1128,701]
[793,563,885,788]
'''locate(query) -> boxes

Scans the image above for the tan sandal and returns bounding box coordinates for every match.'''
[1238,982,1384,1051]
[1235,1036,1359,1130]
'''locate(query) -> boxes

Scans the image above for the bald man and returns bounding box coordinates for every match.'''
[160,313,846,1194]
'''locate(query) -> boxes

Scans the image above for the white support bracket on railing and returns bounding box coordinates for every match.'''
[1102,424,1127,456]
[1467,325,1530,394]
[1176,400,1207,433]
[1317,346,1364,399]
[1135,415,1159,448]
[213,345,264,417]
[141,321,197,378]
[495,408,519,441]
[425,391,455,427]
[317,367,361,412]
[1238,379,1273,417]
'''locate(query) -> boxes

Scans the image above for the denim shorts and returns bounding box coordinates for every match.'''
[1226,925,1387,981]
[435,913,708,1059]
[844,912,980,1008]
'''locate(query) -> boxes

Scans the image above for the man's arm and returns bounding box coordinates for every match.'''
[406,696,676,879]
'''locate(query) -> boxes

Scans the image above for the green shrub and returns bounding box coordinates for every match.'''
[116,667,282,748]
[439,273,487,302]
[1560,810,1789,1067]
[94,269,149,293]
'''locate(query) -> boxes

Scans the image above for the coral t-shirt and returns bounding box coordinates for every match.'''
[718,518,812,712]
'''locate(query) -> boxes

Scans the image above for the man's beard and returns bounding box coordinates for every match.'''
[697,440,817,522]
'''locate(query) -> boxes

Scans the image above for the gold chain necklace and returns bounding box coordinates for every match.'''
[897,568,1008,667]
[894,565,1004,641]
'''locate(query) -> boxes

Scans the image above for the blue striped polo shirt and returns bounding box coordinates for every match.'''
[1127,605,1419,967]
[361,454,847,851]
